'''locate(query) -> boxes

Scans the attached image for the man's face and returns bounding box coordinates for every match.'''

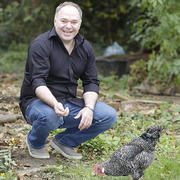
[54,5,81,43]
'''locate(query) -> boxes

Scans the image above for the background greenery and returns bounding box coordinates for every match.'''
[0,0,180,90]
[0,1,180,178]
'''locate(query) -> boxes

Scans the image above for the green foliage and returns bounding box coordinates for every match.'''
[77,0,129,44]
[0,170,17,180]
[0,150,11,173]
[130,0,180,53]
[127,54,180,88]
[99,75,129,93]
[173,74,180,87]
[128,0,180,88]
[118,75,131,91]
[0,1,23,49]
[79,132,119,160]
[0,149,16,175]
[0,43,27,73]
[99,75,120,90]
[0,0,54,49]
[129,59,148,86]
[0,0,130,50]
[147,53,180,87]
[43,164,64,177]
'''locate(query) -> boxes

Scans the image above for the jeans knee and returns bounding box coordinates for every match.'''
[108,107,117,128]
[35,110,62,132]
[95,102,117,129]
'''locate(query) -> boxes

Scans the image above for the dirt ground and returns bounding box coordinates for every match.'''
[1,117,77,179]
[0,73,180,179]
[137,94,180,104]
[1,97,179,179]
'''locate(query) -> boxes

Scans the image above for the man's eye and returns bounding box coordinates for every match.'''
[72,21,78,24]
[61,20,67,23]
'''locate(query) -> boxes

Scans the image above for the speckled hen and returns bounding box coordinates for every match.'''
[94,126,163,180]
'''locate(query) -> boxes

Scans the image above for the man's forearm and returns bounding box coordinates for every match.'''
[83,91,98,110]
[35,86,58,108]
[35,86,69,116]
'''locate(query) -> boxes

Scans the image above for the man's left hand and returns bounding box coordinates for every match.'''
[74,107,93,131]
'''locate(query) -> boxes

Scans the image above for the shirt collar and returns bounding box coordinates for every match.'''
[75,33,84,47]
[48,27,57,39]
[48,27,84,46]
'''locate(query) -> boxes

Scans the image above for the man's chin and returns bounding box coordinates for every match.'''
[61,34,74,40]
[62,37,74,42]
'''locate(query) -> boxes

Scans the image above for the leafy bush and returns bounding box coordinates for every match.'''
[129,0,180,88]
[147,53,180,88]
[130,0,180,53]
[129,59,148,86]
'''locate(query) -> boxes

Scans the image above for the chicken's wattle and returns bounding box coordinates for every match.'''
[94,163,104,176]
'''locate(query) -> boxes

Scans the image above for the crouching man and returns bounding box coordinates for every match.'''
[19,1,117,159]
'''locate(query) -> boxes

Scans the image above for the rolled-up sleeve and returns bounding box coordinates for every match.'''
[80,42,100,94]
[27,40,50,92]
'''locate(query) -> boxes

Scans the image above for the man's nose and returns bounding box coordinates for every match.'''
[66,22,72,28]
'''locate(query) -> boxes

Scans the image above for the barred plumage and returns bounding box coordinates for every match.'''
[94,126,163,180]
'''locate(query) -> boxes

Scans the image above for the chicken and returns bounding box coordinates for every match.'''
[94,126,163,180]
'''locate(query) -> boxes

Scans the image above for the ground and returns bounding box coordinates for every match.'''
[0,74,80,179]
[0,73,180,179]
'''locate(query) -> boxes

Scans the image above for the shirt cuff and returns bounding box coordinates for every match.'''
[32,78,47,93]
[83,83,99,94]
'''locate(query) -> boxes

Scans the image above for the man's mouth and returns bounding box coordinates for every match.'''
[63,30,72,35]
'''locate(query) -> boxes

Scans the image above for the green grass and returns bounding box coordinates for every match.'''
[0,46,179,179]
[43,103,180,180]
[0,43,27,73]
[0,170,17,180]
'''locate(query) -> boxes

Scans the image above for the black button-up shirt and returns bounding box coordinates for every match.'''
[19,27,99,118]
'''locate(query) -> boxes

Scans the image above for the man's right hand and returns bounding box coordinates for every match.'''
[35,86,69,116]
[53,102,69,116]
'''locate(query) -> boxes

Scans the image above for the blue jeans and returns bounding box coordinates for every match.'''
[25,99,117,149]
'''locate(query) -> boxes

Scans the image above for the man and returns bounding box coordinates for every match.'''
[19,1,117,160]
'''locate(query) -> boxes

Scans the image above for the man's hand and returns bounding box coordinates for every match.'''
[54,102,69,117]
[74,107,93,131]
[35,86,69,117]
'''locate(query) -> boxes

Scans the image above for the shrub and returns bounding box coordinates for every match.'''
[129,0,180,88]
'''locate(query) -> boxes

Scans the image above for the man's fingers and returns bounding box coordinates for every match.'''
[54,104,64,113]
[79,120,90,131]
[74,111,81,119]
[78,116,89,130]
[78,120,85,130]
[63,107,69,116]
[55,104,70,116]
